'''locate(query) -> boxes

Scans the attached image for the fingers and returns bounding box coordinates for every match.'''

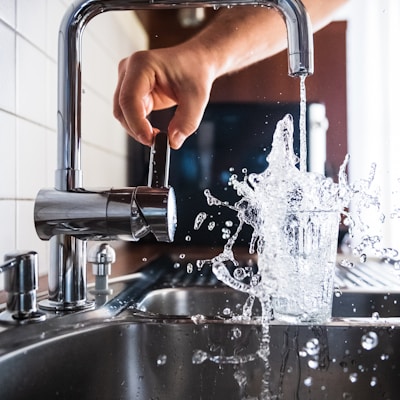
[113,55,155,146]
[113,50,212,149]
[168,88,209,149]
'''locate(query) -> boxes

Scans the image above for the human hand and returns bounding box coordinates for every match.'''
[113,45,215,149]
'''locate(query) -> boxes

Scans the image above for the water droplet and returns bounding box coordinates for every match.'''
[340,361,349,373]
[371,312,380,321]
[304,338,320,356]
[142,257,147,262]
[308,359,319,369]
[250,274,261,287]
[208,221,216,231]
[192,349,208,364]
[221,227,231,239]
[231,327,242,339]
[380,353,389,360]
[191,314,206,325]
[304,376,313,387]
[370,376,378,387]
[156,354,167,366]
[361,331,378,350]
[349,372,358,383]
[233,267,247,280]
[187,263,193,273]
[173,262,181,269]
[185,235,192,242]
[359,253,367,263]
[340,259,354,268]
[334,286,342,297]
[225,220,233,227]
[299,350,307,358]
[194,212,207,230]
[179,253,186,259]
[223,307,231,316]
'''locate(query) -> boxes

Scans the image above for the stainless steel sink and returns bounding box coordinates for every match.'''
[1,255,400,399]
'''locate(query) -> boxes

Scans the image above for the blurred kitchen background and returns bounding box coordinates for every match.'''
[1,0,399,290]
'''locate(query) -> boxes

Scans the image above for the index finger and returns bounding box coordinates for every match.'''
[115,57,156,146]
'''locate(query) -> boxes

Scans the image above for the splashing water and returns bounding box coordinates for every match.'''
[191,75,399,399]
[194,105,400,399]
[194,212,208,230]
[196,111,343,399]
[203,112,398,318]
[209,113,343,324]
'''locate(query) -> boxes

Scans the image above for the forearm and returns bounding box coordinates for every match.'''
[182,0,348,79]
[114,0,348,148]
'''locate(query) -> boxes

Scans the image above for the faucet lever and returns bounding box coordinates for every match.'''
[136,132,177,243]
[0,251,46,322]
[148,132,171,188]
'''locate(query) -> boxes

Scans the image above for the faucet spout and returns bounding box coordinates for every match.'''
[271,0,314,76]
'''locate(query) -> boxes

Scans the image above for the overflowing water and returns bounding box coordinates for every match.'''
[187,76,400,399]
[205,111,344,326]
[201,107,343,398]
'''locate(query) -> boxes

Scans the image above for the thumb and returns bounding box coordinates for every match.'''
[168,90,209,149]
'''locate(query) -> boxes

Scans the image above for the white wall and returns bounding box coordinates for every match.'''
[0,0,148,289]
[345,0,400,250]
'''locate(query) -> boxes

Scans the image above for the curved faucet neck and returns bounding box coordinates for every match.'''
[57,0,313,187]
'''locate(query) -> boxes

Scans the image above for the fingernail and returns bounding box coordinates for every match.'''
[170,131,185,149]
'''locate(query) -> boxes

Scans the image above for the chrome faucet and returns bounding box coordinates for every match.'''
[33,0,313,311]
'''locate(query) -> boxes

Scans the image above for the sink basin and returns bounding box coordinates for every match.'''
[1,309,400,399]
[1,255,400,399]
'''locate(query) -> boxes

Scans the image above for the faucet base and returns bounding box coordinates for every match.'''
[0,309,46,324]
[38,299,95,312]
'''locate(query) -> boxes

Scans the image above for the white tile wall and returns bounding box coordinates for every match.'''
[0,1,16,28]
[0,1,148,289]
[0,22,16,113]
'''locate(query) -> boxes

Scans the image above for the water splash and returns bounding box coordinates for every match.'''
[194,212,208,230]
[191,98,400,398]
[361,331,379,350]
[207,114,342,323]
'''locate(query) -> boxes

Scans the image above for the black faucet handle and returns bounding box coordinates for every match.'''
[147,131,170,188]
